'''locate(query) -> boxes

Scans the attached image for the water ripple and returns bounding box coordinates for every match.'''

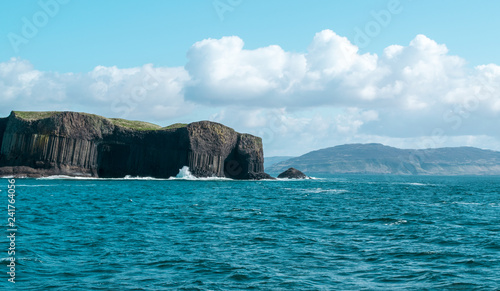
[2,176,500,289]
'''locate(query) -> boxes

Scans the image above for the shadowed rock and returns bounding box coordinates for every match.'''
[278,168,308,179]
[247,172,275,180]
[0,111,271,180]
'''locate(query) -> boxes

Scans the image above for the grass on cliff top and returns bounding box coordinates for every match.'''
[111,119,188,131]
[110,118,163,131]
[13,111,188,131]
[164,123,188,130]
[13,111,59,120]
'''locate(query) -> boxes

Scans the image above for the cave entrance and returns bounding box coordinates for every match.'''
[97,143,130,177]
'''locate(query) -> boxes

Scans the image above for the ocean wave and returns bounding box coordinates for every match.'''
[283,187,348,194]
[305,188,348,194]
[39,175,176,181]
[403,182,427,186]
[167,176,233,181]
[168,166,233,181]
[36,175,172,181]
[18,166,316,181]
[0,257,43,263]
[392,182,442,187]
[273,177,322,181]
[123,175,170,181]
[385,219,408,226]
[38,175,100,180]
[33,167,231,181]
[16,184,60,187]
[16,184,98,187]
[451,202,481,206]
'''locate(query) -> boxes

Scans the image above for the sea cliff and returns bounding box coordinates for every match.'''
[0,111,270,179]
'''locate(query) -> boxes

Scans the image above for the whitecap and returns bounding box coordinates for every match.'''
[38,175,98,180]
[393,182,441,186]
[38,175,168,181]
[385,219,408,226]
[391,182,428,186]
[274,177,321,181]
[176,166,196,179]
[295,188,348,194]
[123,175,169,181]
[451,202,481,206]
[168,166,233,181]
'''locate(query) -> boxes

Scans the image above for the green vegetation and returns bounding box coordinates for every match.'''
[163,123,188,130]
[241,133,262,147]
[256,137,263,146]
[210,123,229,143]
[12,111,187,132]
[110,118,162,131]
[13,111,59,120]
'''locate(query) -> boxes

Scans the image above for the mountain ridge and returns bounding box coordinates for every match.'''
[267,143,500,175]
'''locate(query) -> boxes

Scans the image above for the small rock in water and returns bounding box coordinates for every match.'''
[277,168,309,179]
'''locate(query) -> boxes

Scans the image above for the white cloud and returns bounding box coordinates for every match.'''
[0,58,192,121]
[185,36,307,105]
[182,30,499,115]
[3,30,500,155]
[335,108,379,134]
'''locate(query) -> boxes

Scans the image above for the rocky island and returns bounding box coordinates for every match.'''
[0,111,273,179]
[277,168,309,179]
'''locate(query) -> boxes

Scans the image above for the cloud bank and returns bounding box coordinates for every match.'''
[2,30,500,155]
[0,59,191,120]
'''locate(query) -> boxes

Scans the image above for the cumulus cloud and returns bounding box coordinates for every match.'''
[335,108,379,134]
[0,58,192,121]
[184,30,486,110]
[185,36,307,106]
[185,30,500,142]
[2,30,500,155]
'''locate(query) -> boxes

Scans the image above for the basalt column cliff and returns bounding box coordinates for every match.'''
[0,111,271,179]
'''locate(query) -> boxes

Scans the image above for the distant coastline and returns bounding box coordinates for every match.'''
[267,143,500,176]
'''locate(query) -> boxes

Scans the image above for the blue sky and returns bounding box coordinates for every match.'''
[2,0,499,71]
[2,1,500,156]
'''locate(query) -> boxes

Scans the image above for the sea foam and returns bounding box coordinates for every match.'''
[169,166,232,181]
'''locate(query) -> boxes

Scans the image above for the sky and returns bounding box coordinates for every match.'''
[1,0,500,156]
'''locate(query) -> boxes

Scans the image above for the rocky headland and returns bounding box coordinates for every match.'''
[0,111,273,179]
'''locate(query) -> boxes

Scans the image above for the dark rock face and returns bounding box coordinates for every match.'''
[277,167,308,179]
[0,111,270,179]
[0,117,7,151]
[246,172,275,180]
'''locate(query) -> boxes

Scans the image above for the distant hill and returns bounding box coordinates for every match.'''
[267,143,500,175]
[264,156,295,170]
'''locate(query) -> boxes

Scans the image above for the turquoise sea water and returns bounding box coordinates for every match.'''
[1,174,500,290]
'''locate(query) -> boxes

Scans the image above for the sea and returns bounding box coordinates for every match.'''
[1,168,500,290]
